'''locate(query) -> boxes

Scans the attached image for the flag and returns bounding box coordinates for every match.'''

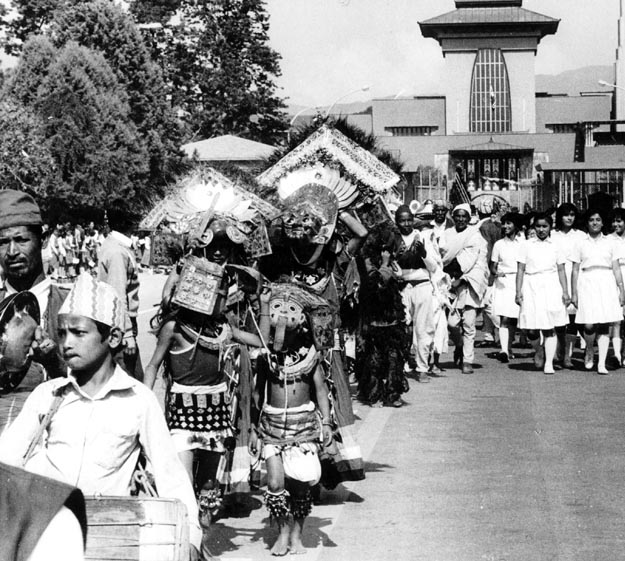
[450,170,471,207]
[489,83,496,109]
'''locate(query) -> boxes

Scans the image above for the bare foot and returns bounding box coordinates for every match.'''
[289,537,306,555]
[290,518,306,555]
[270,527,290,556]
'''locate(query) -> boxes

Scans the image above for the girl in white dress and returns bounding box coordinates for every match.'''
[609,208,625,364]
[490,212,523,363]
[551,203,585,368]
[515,213,570,375]
[571,209,625,374]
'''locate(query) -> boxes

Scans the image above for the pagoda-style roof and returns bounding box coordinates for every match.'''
[420,3,559,46]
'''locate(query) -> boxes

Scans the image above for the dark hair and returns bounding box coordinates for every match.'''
[501,212,524,231]
[555,203,579,230]
[584,207,606,226]
[610,207,625,223]
[533,212,553,228]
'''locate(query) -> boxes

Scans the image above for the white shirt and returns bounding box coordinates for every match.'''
[109,230,133,249]
[518,237,566,274]
[0,366,201,549]
[551,229,586,263]
[572,233,623,269]
[6,277,51,328]
[491,236,523,274]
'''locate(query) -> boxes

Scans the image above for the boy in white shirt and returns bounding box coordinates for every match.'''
[0,273,202,559]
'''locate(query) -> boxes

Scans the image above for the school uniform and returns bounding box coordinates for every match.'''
[491,236,522,319]
[572,234,623,325]
[518,237,568,330]
[552,228,586,316]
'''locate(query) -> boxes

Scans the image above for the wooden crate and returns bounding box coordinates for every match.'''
[85,496,189,561]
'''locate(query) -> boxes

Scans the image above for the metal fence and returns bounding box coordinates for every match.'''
[403,170,624,212]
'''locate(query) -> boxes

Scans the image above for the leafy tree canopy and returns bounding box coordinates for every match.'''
[0,99,58,198]
[6,38,150,219]
[135,0,288,145]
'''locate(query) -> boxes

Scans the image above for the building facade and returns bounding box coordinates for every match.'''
[313,0,625,209]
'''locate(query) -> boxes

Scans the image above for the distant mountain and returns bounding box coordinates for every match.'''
[536,65,614,95]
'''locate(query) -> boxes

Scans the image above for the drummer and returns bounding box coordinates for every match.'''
[0,273,202,559]
[0,190,68,380]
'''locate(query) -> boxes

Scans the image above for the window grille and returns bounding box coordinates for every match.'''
[470,49,512,133]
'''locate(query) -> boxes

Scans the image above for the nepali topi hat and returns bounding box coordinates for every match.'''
[59,273,125,330]
[0,190,43,230]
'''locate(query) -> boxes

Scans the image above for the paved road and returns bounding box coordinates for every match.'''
[134,272,625,561]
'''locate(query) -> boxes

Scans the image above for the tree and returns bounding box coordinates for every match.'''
[1,0,65,55]
[134,0,288,145]
[0,99,58,199]
[49,0,188,191]
[6,38,150,219]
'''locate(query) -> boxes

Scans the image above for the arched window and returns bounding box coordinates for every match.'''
[469,49,512,133]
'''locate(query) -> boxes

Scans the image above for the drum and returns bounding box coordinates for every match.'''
[84,496,190,561]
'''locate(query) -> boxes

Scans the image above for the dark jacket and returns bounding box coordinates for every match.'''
[0,461,86,561]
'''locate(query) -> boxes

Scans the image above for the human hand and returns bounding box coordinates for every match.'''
[412,240,426,258]
[124,336,137,358]
[562,293,571,307]
[248,430,260,458]
[571,294,578,308]
[381,250,391,267]
[259,284,272,305]
[322,424,333,447]
[515,293,523,306]
[620,290,625,307]
[31,327,57,362]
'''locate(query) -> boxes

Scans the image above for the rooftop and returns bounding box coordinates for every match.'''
[455,0,522,6]
[181,135,277,162]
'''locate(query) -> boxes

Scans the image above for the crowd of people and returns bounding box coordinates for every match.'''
[1,181,625,560]
[35,222,152,283]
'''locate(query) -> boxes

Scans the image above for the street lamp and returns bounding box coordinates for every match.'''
[324,85,371,119]
[287,106,319,145]
[598,79,625,91]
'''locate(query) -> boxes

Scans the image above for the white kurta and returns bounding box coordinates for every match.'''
[491,236,522,319]
[572,234,623,324]
[551,228,586,315]
[518,237,568,330]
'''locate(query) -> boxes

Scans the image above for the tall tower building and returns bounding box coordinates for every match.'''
[616,0,625,131]
[419,0,559,136]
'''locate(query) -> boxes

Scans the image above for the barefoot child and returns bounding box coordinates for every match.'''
[0,273,202,558]
[249,283,333,556]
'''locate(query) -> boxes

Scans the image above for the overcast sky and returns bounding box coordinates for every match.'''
[265,0,622,107]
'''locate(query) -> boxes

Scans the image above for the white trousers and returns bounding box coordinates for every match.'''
[402,281,436,372]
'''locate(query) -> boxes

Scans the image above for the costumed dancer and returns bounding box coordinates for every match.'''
[440,203,490,375]
[515,213,570,374]
[259,182,366,488]
[249,283,333,556]
[551,203,585,368]
[352,222,409,406]
[609,207,625,365]
[570,209,625,374]
[490,212,524,363]
[145,215,265,534]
